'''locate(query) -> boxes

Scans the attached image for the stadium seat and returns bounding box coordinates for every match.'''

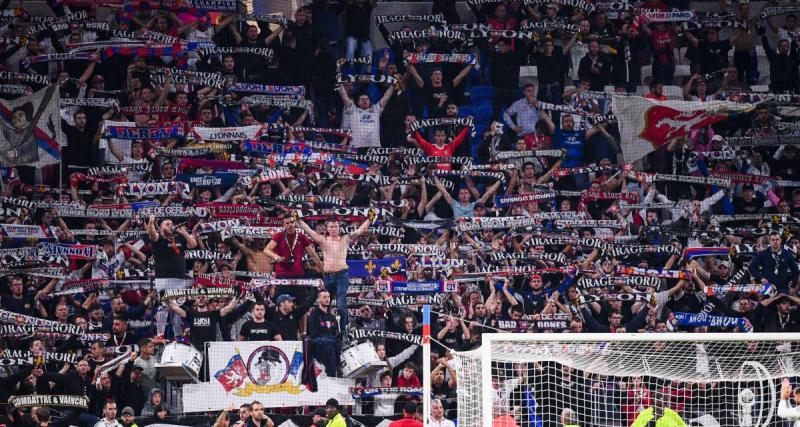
[663,85,683,100]
[469,86,495,104]
[458,106,475,118]
[674,65,691,85]
[475,104,493,124]
[519,66,538,88]
[641,65,653,84]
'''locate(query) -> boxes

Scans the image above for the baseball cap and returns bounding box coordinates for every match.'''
[711,134,724,143]
[718,260,731,269]
[121,407,135,416]
[276,294,296,305]
[325,398,339,409]
[743,183,755,191]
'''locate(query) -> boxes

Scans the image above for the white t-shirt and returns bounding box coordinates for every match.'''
[342,103,383,148]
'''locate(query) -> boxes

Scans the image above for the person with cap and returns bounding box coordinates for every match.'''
[268,288,318,340]
[120,407,137,427]
[389,402,423,427]
[238,301,279,341]
[749,231,800,294]
[324,399,347,427]
[113,357,148,416]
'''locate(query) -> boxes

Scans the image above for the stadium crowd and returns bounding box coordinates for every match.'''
[0,0,799,426]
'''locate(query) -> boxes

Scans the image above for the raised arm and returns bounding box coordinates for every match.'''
[378,83,395,109]
[147,215,159,242]
[167,299,187,318]
[296,218,324,243]
[338,84,353,108]
[349,216,373,239]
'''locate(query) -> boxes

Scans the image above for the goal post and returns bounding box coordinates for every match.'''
[449,333,800,427]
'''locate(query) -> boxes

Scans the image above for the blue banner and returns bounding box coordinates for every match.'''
[347,257,407,278]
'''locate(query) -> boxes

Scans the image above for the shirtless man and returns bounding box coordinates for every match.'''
[296,213,372,331]
[230,237,274,275]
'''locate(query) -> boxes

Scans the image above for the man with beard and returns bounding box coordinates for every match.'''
[238,302,279,341]
[307,290,340,377]
[167,293,242,352]
[147,215,198,290]
[120,407,137,427]
[246,401,274,427]
[297,215,372,332]
[264,215,322,277]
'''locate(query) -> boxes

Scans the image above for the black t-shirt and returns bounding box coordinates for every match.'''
[698,39,731,74]
[186,309,221,350]
[239,320,277,341]
[269,308,301,341]
[1,294,36,316]
[151,235,188,279]
[423,82,454,119]
[733,196,765,215]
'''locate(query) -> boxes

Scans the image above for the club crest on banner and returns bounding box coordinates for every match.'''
[214,346,303,397]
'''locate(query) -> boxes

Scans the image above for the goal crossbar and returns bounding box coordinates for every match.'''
[460,333,800,427]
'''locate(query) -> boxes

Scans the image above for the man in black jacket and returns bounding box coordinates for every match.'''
[38,359,95,427]
[761,27,800,93]
[307,290,340,377]
[749,231,799,293]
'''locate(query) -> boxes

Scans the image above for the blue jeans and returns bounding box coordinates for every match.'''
[323,269,350,332]
[345,37,372,72]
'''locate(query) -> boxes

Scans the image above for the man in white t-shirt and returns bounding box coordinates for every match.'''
[337,82,395,149]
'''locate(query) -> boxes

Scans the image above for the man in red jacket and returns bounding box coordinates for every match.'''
[411,126,470,171]
[389,402,423,427]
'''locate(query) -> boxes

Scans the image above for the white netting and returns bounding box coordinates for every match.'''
[452,334,800,427]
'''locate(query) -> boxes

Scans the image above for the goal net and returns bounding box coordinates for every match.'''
[451,333,800,427]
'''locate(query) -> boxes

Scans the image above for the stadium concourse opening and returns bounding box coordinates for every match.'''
[1,0,800,427]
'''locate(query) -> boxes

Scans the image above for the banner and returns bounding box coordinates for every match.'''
[8,395,89,410]
[669,312,751,332]
[191,125,265,142]
[374,280,457,294]
[348,257,407,278]
[613,95,755,162]
[0,309,84,335]
[347,329,423,344]
[182,341,353,411]
[0,85,63,167]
